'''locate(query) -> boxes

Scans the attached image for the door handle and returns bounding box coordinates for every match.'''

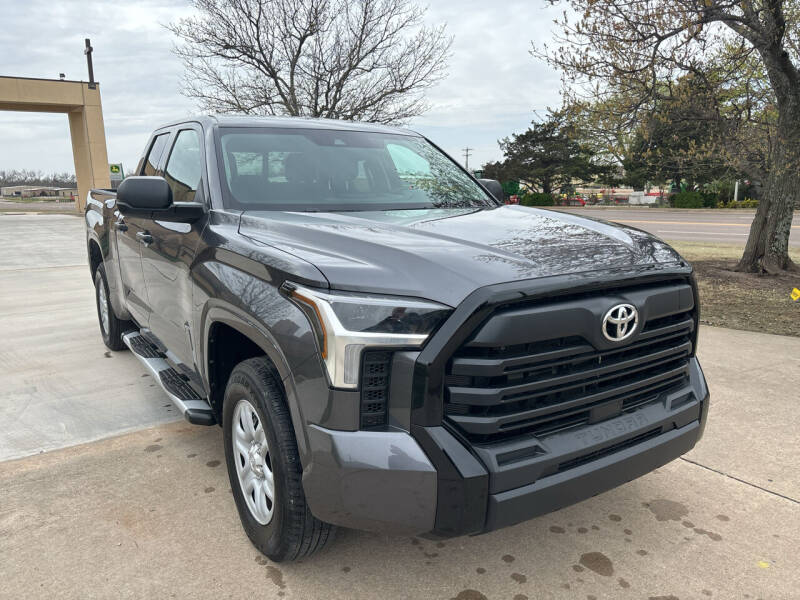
[114,221,128,232]
[136,231,154,245]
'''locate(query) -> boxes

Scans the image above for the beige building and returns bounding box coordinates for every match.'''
[1,185,78,198]
[1,185,28,197]
[56,187,78,198]
[0,75,111,211]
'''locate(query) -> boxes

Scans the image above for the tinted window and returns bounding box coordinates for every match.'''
[164,130,202,203]
[142,133,170,176]
[217,128,493,211]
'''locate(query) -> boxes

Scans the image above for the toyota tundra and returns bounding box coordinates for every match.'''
[85,115,709,562]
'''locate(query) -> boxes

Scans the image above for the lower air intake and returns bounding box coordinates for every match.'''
[360,351,392,429]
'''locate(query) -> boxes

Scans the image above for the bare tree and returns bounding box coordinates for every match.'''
[536,0,799,274]
[168,0,452,125]
[0,170,76,187]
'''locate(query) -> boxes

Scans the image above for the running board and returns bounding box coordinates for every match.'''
[123,331,216,426]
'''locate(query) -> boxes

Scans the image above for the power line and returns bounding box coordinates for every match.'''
[462,147,473,170]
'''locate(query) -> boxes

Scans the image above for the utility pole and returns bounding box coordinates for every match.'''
[462,147,473,171]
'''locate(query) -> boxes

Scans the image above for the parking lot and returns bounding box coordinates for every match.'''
[1,213,798,599]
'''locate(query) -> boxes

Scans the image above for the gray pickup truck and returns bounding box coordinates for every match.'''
[85,115,709,561]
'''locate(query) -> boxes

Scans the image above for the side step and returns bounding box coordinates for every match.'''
[123,331,216,426]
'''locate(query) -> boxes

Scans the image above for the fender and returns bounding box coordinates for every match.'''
[201,303,293,380]
[191,222,333,466]
[198,298,320,466]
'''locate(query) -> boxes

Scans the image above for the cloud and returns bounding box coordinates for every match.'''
[0,0,194,174]
[411,0,563,167]
[0,0,562,174]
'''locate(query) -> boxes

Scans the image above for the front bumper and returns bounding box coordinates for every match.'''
[301,425,438,534]
[302,357,708,536]
[487,412,701,531]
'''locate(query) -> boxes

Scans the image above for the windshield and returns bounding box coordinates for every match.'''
[216,127,495,211]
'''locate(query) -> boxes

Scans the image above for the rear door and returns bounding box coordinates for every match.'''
[140,126,208,368]
[115,131,170,326]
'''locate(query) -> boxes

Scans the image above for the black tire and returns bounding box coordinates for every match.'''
[94,263,131,351]
[223,357,335,562]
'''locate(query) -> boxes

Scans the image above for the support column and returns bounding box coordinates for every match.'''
[67,83,110,212]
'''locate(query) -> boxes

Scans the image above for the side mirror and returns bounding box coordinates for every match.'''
[479,178,504,202]
[117,176,173,213]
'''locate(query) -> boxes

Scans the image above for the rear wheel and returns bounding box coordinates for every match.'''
[223,357,334,562]
[94,263,131,351]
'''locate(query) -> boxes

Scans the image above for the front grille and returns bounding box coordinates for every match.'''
[360,351,392,429]
[444,297,695,445]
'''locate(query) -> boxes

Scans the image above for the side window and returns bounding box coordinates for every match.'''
[141,133,170,176]
[164,130,203,203]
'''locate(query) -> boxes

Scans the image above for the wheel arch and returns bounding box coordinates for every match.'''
[87,236,103,279]
[202,305,311,463]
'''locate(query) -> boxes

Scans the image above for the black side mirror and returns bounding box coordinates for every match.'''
[117,176,173,212]
[479,178,504,202]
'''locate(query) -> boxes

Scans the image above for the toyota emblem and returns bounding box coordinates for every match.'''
[602,304,638,342]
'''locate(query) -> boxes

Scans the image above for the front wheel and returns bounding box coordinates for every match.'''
[223,357,335,562]
[94,263,131,351]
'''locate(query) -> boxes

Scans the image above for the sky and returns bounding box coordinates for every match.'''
[0,0,564,175]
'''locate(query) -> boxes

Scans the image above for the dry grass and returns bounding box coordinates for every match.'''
[668,242,800,337]
[669,241,800,262]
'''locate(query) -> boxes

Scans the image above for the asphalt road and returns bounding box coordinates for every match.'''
[1,213,798,599]
[553,207,800,246]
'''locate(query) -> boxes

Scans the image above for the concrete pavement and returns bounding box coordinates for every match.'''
[552,207,800,246]
[2,327,798,600]
[1,213,798,599]
[0,213,179,461]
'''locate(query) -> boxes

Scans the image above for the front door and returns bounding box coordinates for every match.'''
[114,132,171,326]
[140,127,207,368]
[115,212,151,326]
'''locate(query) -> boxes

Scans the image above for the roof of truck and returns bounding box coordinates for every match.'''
[156,114,419,136]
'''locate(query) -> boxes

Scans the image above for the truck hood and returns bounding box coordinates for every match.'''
[238,205,684,306]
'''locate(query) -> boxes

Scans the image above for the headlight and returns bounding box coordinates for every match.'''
[282,282,451,389]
